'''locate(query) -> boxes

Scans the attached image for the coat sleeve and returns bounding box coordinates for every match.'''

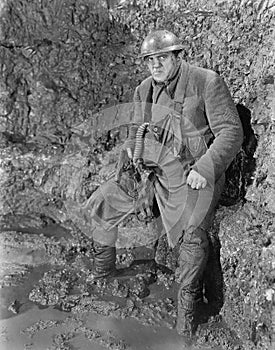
[191,74,244,183]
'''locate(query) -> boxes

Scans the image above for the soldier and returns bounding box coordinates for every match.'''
[82,30,243,336]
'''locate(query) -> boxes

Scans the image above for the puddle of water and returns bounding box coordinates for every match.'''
[0,222,71,239]
[87,315,189,350]
[0,264,51,320]
[0,306,69,350]
[0,304,212,350]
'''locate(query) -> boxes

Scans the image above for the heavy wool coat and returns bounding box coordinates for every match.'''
[133,60,244,183]
[83,61,243,247]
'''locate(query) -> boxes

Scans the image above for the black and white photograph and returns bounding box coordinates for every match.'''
[0,0,274,349]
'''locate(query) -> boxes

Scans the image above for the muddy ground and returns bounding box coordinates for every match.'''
[0,211,251,350]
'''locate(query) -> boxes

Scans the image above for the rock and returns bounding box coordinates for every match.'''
[8,299,20,314]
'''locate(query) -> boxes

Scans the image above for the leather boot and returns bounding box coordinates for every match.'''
[90,241,117,279]
[175,227,209,336]
[176,285,203,337]
[203,232,224,315]
[176,290,196,337]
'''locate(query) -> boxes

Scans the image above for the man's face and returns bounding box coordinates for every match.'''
[144,52,178,83]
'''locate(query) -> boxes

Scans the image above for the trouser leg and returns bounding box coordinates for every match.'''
[80,178,134,278]
[175,176,225,335]
[176,227,209,336]
[200,176,225,314]
[92,224,118,247]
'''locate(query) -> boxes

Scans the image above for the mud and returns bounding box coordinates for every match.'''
[20,316,130,350]
[0,223,245,350]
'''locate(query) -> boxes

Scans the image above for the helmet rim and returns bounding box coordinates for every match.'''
[138,44,184,58]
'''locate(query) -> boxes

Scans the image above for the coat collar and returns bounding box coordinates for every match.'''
[151,60,190,101]
[140,61,190,120]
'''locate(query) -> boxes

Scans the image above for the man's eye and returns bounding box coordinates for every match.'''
[144,57,153,63]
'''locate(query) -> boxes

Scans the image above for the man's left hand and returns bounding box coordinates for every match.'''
[187,170,207,190]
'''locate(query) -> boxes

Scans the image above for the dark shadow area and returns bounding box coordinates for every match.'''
[220,103,258,206]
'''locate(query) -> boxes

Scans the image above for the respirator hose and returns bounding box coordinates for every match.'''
[133,122,150,164]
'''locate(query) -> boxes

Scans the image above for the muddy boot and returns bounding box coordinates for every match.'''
[203,232,224,315]
[176,290,198,337]
[175,228,209,336]
[90,241,117,280]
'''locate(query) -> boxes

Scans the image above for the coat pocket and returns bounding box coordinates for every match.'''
[185,135,208,160]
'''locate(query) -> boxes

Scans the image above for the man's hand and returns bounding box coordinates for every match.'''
[187,169,207,190]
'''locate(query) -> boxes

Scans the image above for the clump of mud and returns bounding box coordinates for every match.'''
[29,269,78,306]
[196,316,242,350]
[28,257,177,329]
[21,320,59,338]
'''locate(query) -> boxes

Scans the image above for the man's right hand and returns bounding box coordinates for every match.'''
[187,169,207,190]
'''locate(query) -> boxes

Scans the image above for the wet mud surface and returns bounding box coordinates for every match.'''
[0,223,245,350]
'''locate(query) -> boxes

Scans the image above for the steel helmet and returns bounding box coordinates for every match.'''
[139,30,184,58]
